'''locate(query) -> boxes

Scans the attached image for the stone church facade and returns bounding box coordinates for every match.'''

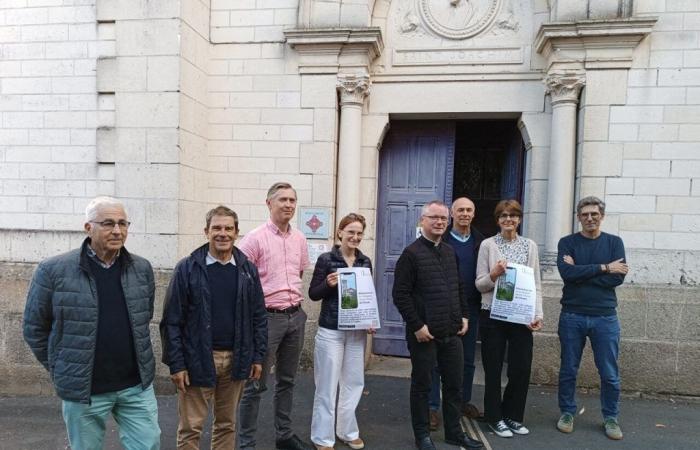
[1,0,699,396]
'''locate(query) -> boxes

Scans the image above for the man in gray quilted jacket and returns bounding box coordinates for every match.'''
[23,196,160,450]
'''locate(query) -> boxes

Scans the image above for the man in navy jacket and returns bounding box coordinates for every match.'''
[556,196,628,441]
[160,206,267,449]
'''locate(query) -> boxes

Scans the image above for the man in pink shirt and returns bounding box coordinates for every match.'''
[237,182,313,450]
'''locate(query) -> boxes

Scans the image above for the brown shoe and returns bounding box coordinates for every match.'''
[314,445,334,450]
[340,437,364,449]
[460,403,481,419]
[429,409,441,431]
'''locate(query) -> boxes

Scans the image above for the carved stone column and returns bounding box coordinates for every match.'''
[336,73,370,218]
[544,71,585,255]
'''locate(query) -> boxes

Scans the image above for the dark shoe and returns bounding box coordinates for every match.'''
[503,417,530,435]
[429,409,441,431]
[488,420,513,438]
[414,436,437,450]
[460,402,481,419]
[445,432,484,449]
[276,434,315,450]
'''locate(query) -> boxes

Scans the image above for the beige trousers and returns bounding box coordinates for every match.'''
[177,350,246,450]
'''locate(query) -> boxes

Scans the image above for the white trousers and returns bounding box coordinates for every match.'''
[311,327,367,447]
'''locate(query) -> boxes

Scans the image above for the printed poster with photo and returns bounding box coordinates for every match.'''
[490,263,536,325]
[336,267,381,330]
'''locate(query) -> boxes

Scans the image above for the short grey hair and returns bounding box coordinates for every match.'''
[266,181,297,201]
[85,196,127,222]
[421,200,448,216]
[576,196,606,215]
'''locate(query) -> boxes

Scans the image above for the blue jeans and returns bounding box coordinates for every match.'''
[429,303,480,411]
[62,384,160,450]
[558,311,621,419]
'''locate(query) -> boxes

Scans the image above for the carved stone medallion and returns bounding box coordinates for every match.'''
[418,0,502,40]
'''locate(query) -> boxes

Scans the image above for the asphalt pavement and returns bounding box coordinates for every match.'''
[1,362,698,450]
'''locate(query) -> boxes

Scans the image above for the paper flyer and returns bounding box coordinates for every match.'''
[490,263,536,325]
[336,267,381,330]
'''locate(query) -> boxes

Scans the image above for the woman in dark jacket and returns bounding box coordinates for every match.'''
[309,213,373,450]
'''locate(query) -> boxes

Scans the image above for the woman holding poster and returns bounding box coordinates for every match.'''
[475,199,544,439]
[308,213,373,450]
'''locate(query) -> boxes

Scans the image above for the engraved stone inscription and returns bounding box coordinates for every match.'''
[393,46,522,66]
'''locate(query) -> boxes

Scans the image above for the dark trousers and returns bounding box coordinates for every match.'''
[480,312,533,423]
[407,333,464,440]
[238,309,307,449]
[429,302,481,410]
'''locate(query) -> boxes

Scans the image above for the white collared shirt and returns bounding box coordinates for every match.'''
[206,252,236,266]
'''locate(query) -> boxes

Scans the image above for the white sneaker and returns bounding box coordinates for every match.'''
[504,418,530,435]
[489,420,514,438]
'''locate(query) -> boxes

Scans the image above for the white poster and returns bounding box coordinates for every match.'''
[490,263,536,325]
[336,267,381,330]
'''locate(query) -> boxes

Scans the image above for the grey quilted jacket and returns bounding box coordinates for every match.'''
[23,238,156,403]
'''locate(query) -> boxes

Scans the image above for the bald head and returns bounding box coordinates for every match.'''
[451,197,475,235]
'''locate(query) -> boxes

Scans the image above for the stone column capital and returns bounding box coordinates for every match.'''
[337,73,370,106]
[544,71,586,105]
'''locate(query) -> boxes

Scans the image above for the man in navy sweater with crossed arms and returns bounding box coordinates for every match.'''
[555,196,629,441]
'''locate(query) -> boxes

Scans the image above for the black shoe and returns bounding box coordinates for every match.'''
[276,434,314,450]
[445,432,484,449]
[414,436,437,450]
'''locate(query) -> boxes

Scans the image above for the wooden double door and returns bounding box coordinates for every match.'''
[372,120,524,356]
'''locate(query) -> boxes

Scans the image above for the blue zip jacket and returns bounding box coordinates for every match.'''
[23,238,156,403]
[160,244,267,385]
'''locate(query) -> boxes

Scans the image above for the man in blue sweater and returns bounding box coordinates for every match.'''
[556,196,628,441]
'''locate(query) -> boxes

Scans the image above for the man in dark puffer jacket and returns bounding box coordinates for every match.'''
[393,200,483,450]
[23,196,159,450]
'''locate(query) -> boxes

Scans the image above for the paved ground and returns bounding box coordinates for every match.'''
[1,359,698,450]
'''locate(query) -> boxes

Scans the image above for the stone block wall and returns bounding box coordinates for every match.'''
[576,1,700,285]
[3,263,697,396]
[533,281,700,396]
[0,0,108,257]
[207,0,338,237]
[95,0,182,267]
[178,0,211,255]
[0,0,185,268]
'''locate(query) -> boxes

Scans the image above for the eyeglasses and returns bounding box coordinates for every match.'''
[424,215,449,222]
[578,212,601,218]
[91,220,131,230]
[498,213,520,220]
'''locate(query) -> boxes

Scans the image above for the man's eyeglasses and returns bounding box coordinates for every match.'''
[424,215,449,222]
[91,220,131,230]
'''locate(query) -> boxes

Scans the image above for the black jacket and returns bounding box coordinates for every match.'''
[392,236,468,338]
[309,245,372,330]
[160,244,267,385]
[442,225,485,307]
